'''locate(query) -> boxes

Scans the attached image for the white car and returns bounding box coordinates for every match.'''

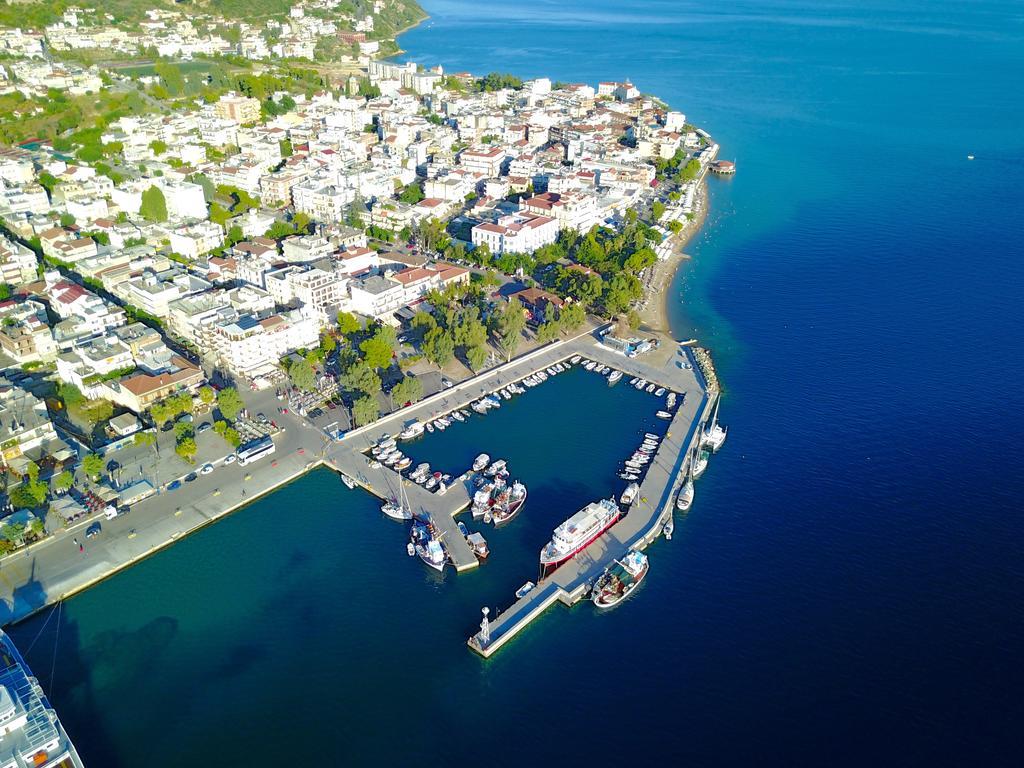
[200,463,214,475]
[224,454,237,465]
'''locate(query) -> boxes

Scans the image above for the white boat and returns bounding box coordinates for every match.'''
[485,459,507,477]
[434,419,447,431]
[473,453,490,472]
[629,377,638,385]
[592,550,649,609]
[646,383,657,393]
[491,481,528,526]
[693,447,709,479]
[663,516,674,539]
[406,542,415,556]
[340,474,357,489]
[383,479,413,521]
[644,433,660,441]
[426,422,435,432]
[500,388,511,400]
[471,400,488,413]
[451,411,465,422]
[570,355,582,364]
[460,409,471,419]
[424,476,438,490]
[620,482,640,505]
[666,393,677,409]
[655,387,666,397]
[515,581,536,599]
[608,370,623,384]
[399,422,424,440]
[656,410,672,419]
[585,361,596,371]
[635,379,647,390]
[395,457,412,470]
[702,395,728,452]
[676,477,694,511]
[540,499,622,572]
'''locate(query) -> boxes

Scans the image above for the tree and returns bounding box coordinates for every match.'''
[422,327,455,367]
[57,382,85,407]
[216,387,244,421]
[51,470,74,494]
[390,376,423,406]
[175,436,197,463]
[411,310,436,332]
[59,212,75,228]
[352,395,379,427]
[341,363,381,396]
[668,219,684,234]
[133,431,157,449]
[651,201,665,221]
[174,420,194,441]
[336,311,361,335]
[226,225,244,245]
[398,182,424,204]
[559,302,586,331]
[150,139,168,156]
[198,386,216,406]
[320,333,336,355]
[360,335,394,371]
[289,358,317,392]
[82,453,104,480]
[140,185,168,222]
[536,320,561,344]
[496,298,527,361]
[466,344,488,371]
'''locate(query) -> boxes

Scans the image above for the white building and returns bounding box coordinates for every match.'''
[471,213,559,255]
[169,221,225,259]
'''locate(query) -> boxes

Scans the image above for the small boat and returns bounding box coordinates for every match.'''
[458,521,470,537]
[635,379,647,390]
[451,411,465,422]
[693,448,709,479]
[655,387,666,397]
[395,457,412,470]
[570,355,582,364]
[644,433,660,441]
[676,477,694,512]
[702,395,728,452]
[340,474,357,489]
[585,361,596,371]
[500,388,511,400]
[425,476,438,490]
[406,542,415,556]
[656,410,672,419]
[472,400,488,413]
[426,422,435,433]
[646,383,657,393]
[629,377,638,385]
[592,550,649,609]
[467,531,489,559]
[620,482,639,505]
[515,581,536,599]
[368,460,382,469]
[666,393,676,409]
[382,500,412,520]
[663,517,674,540]
[485,459,507,477]
[608,370,623,384]
[460,409,471,419]
[399,422,425,440]
[473,453,490,472]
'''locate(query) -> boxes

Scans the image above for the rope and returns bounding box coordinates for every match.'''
[24,600,57,655]
[49,600,62,691]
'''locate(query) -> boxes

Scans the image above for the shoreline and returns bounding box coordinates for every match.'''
[637,174,711,336]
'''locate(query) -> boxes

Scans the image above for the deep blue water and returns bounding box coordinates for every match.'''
[12,1,1024,765]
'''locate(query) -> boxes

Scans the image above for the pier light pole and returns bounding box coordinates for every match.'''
[479,607,491,647]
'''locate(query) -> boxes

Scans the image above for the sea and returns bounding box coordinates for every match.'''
[11,1,1024,765]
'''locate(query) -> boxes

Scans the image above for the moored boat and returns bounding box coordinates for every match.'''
[620,482,639,505]
[540,498,622,573]
[399,421,425,440]
[473,453,490,472]
[608,370,623,384]
[591,550,649,609]
[656,410,672,419]
[702,395,728,452]
[491,481,527,526]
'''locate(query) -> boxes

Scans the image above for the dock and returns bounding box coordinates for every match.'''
[467,342,715,657]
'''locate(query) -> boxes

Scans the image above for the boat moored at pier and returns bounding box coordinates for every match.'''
[540,498,622,573]
[591,550,649,609]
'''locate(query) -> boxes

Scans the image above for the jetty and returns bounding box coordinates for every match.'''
[467,341,715,657]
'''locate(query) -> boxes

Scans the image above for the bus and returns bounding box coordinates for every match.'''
[236,436,276,466]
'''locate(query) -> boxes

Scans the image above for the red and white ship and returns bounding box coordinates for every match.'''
[539,499,622,574]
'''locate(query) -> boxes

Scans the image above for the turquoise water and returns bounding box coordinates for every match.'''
[12,1,1024,764]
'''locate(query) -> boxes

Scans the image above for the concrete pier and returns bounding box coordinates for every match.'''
[468,343,715,657]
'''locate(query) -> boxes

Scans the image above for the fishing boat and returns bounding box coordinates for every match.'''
[702,396,728,452]
[491,481,527,526]
[340,474,357,489]
[656,410,672,419]
[485,459,507,477]
[399,421,425,440]
[467,531,490,559]
[620,482,639,505]
[540,499,622,573]
[472,485,494,518]
[473,453,490,472]
[411,518,446,572]
[591,550,649,609]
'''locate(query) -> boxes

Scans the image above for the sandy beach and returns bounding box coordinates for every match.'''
[636,176,711,335]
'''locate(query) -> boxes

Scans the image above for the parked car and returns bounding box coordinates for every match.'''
[224,455,237,465]
[197,422,212,433]
[167,480,182,491]
[86,522,101,539]
[184,472,198,483]
[200,464,214,475]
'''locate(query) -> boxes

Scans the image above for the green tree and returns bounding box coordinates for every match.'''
[51,470,74,494]
[341,362,381,396]
[57,382,84,407]
[559,302,586,331]
[133,431,157,449]
[59,212,75,228]
[398,182,424,204]
[536,320,561,344]
[466,344,488,371]
[390,376,423,406]
[289,358,317,392]
[422,327,454,367]
[150,139,168,155]
[216,387,244,421]
[320,333,337,355]
[668,219,684,234]
[360,335,394,371]
[175,436,197,463]
[82,453,104,480]
[336,311,361,335]
[198,386,216,406]
[411,310,436,332]
[496,298,527,361]
[352,395,380,426]
[140,185,168,222]
[651,201,665,221]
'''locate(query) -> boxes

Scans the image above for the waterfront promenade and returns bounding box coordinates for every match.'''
[0,327,712,652]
